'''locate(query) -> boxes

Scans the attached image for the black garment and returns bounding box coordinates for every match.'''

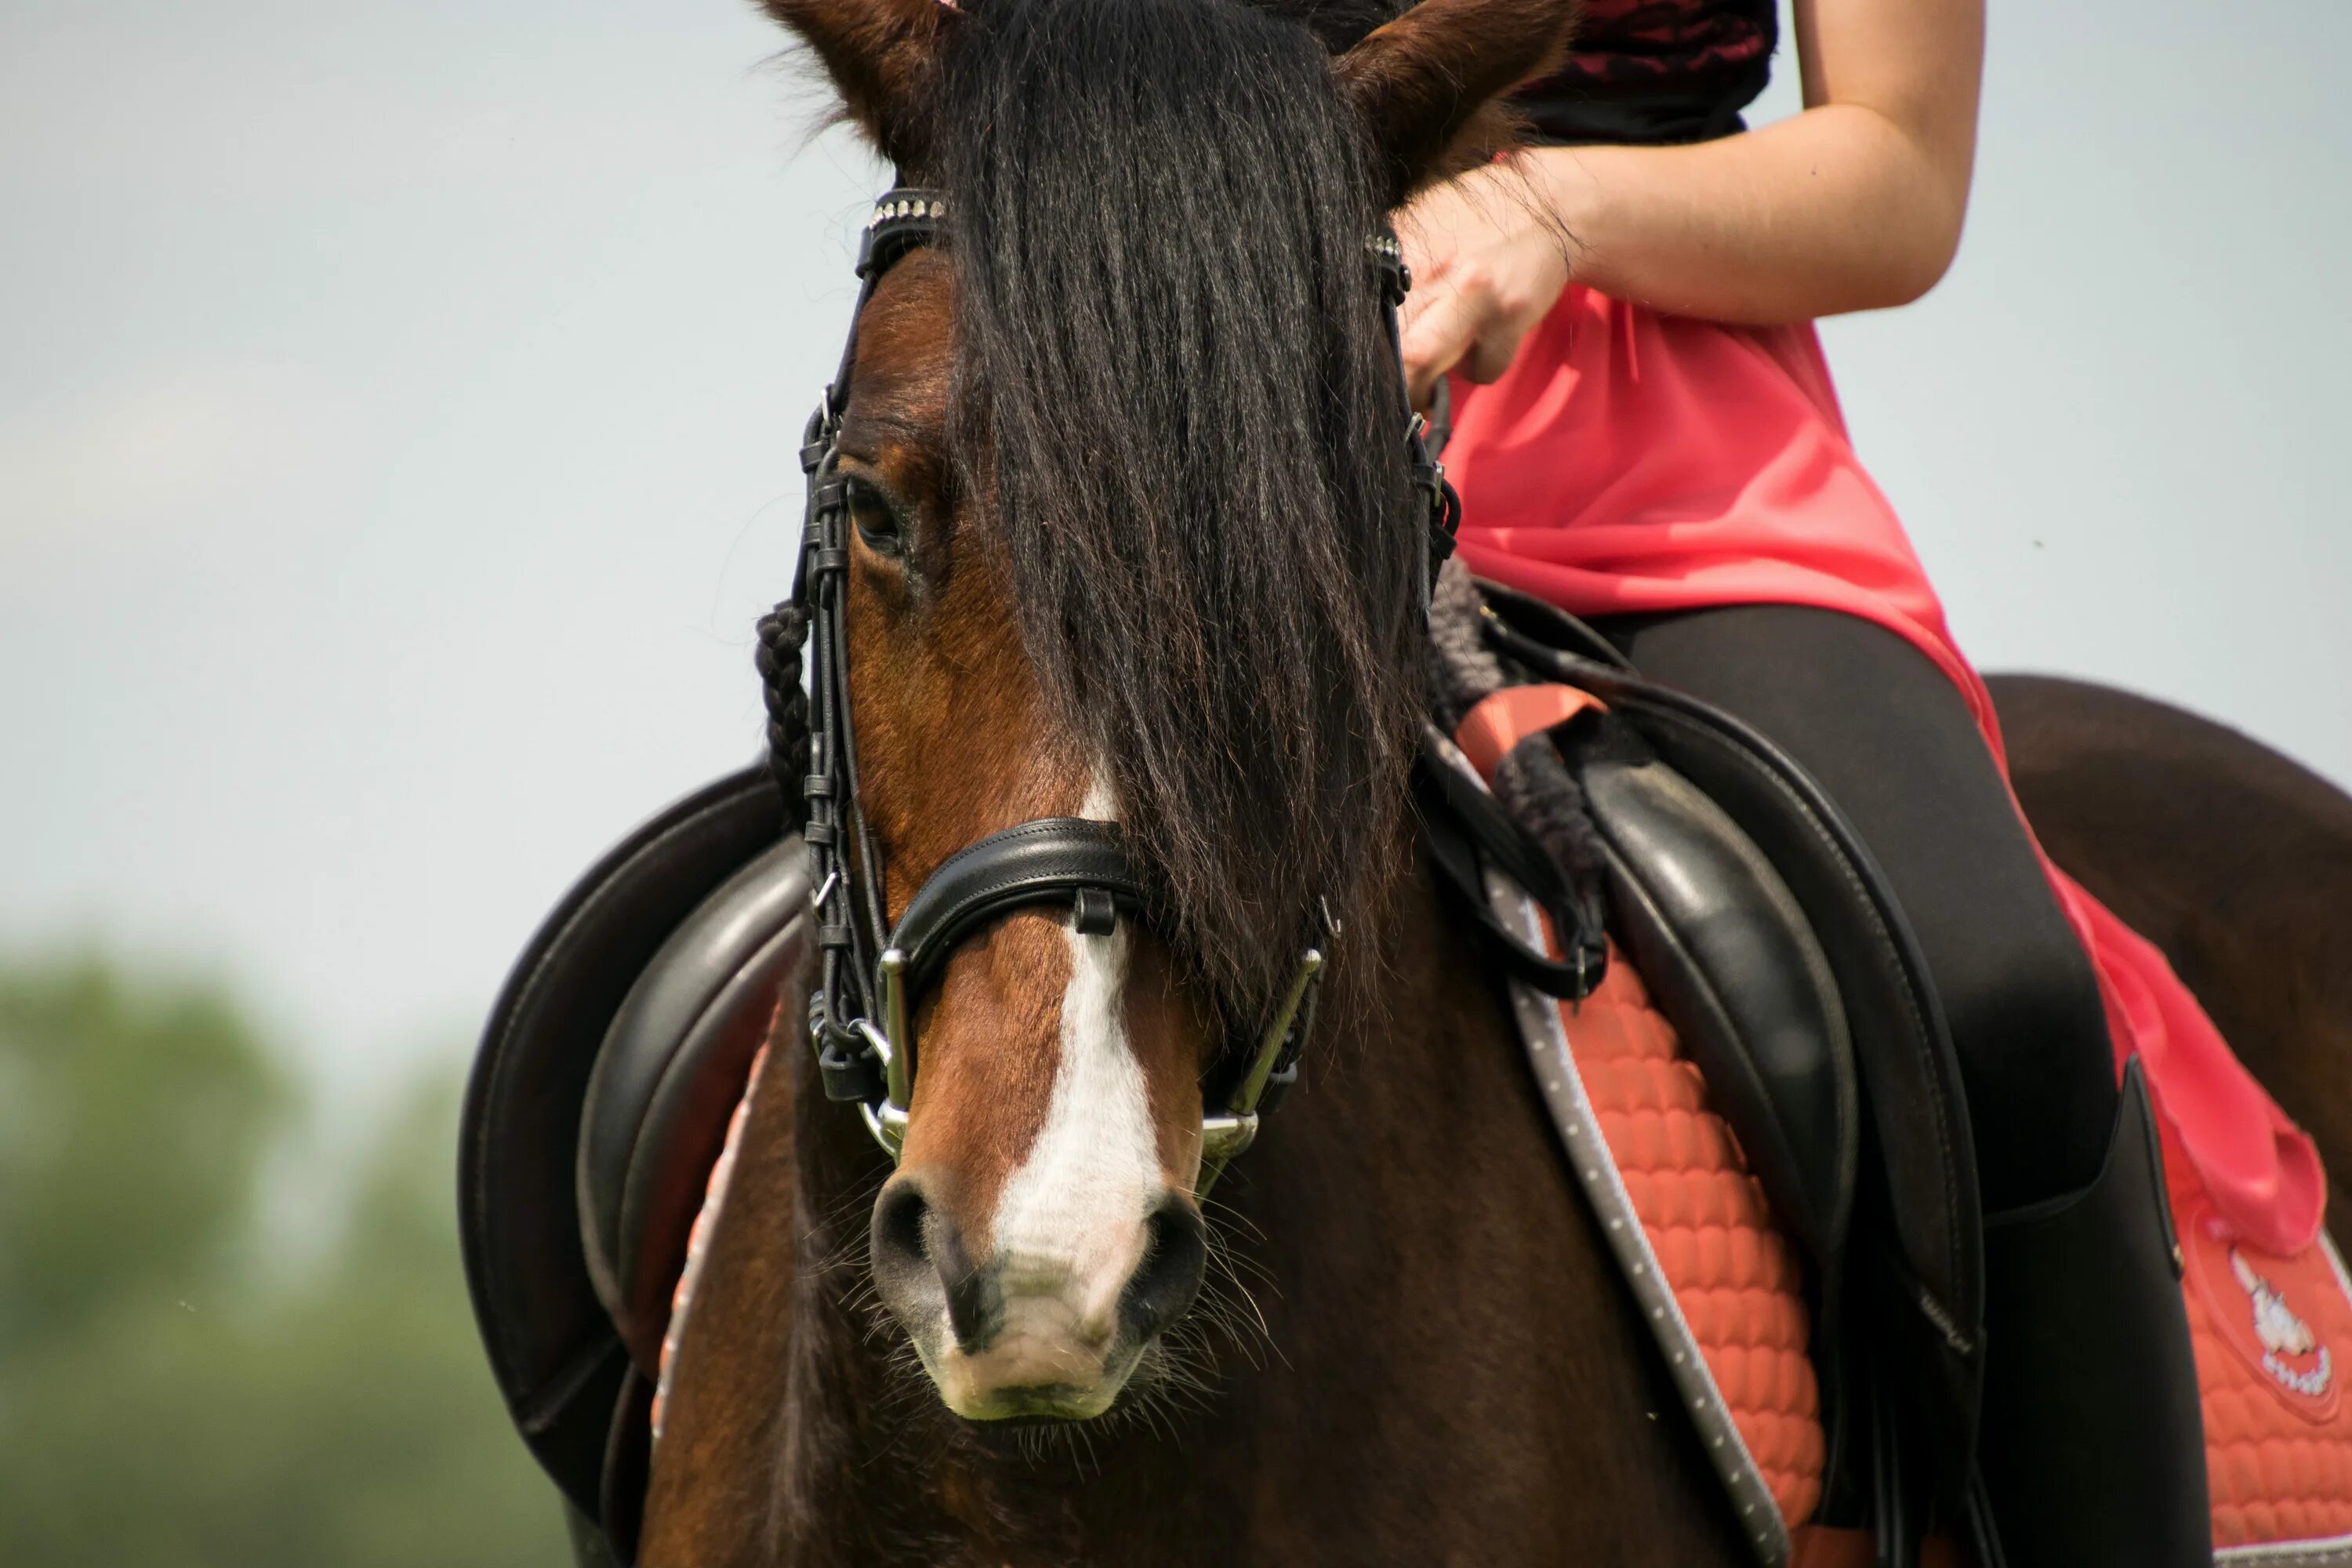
[1590,603,2118,1212]
[1512,0,1777,147]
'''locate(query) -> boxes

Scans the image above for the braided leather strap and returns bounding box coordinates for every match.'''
[755,600,814,831]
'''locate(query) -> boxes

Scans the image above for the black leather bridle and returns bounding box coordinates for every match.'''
[758,187,1459,1189]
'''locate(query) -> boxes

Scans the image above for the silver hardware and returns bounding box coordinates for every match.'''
[861,1098,909,1158]
[1197,945,1323,1196]
[872,195,944,230]
[1199,1111,1258,1169]
[852,1016,895,1089]
[851,1012,911,1160]
[811,869,839,909]
[1237,948,1320,1116]
[874,949,911,1113]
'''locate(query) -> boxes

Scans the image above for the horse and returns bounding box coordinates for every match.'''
[633,2,2352,1563]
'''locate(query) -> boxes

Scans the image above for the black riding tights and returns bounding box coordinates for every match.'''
[1591,604,2119,1214]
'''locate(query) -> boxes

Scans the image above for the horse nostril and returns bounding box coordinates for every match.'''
[873,1175,931,1275]
[1120,1196,1208,1343]
[871,1173,1000,1353]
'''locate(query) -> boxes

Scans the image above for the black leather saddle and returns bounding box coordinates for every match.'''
[1462,580,1986,1537]
[459,764,808,1565]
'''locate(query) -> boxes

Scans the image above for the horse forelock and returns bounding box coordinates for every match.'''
[935,0,1426,1022]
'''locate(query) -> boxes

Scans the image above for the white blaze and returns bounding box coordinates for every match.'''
[982,771,1160,1352]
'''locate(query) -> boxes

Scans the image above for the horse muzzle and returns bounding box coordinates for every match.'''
[870,1171,1208,1420]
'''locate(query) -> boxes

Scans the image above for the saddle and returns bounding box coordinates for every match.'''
[459,586,1988,1566]
[459,766,793,1563]
[1421,578,1987,1559]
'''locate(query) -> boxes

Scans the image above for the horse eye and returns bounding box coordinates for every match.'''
[844,477,905,555]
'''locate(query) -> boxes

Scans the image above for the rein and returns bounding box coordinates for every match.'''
[757,187,1460,1189]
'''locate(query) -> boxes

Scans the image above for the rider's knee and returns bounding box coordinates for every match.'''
[1933,917,2117,1207]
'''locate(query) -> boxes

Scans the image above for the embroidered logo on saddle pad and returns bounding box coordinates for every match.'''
[2182,1202,2343,1425]
[2170,1174,2352,1550]
[2232,1247,2332,1399]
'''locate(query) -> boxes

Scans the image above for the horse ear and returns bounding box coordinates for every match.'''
[760,0,953,171]
[1333,0,1579,206]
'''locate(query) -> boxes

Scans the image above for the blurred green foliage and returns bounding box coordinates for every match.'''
[0,956,567,1567]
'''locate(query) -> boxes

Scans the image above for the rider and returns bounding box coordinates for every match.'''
[1399,2,2249,1560]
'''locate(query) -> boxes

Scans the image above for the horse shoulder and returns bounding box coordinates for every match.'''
[640,1040,806,1567]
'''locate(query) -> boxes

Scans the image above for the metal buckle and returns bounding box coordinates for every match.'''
[833,952,912,1160]
[860,1099,909,1159]
[1197,944,1324,1196]
[873,949,911,1111]
[800,390,839,474]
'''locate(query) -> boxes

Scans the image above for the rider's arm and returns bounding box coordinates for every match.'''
[1399,0,1984,402]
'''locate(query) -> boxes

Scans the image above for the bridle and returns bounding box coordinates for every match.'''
[757,187,1458,1191]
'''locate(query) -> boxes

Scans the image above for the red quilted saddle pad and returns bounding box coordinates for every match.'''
[1560,942,1828,1526]
[2169,1120,2352,1553]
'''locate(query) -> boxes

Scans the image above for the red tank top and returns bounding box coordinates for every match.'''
[1514,0,1777,147]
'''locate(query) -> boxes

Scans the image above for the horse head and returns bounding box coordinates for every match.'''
[759,0,1573,1426]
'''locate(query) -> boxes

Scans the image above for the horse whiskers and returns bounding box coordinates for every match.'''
[1196,1187,1271,1246]
[810,1171,889,1258]
[1208,1246,1279,1296]
[1196,1213,1282,1368]
[1203,1231,1279,1312]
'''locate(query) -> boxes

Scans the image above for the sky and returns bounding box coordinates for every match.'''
[3,0,2347,1111]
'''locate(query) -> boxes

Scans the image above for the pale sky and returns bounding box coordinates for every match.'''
[3,0,2347,1109]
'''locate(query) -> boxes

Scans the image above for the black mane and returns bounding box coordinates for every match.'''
[935,0,1425,1018]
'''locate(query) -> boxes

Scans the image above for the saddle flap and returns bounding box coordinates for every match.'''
[459,764,784,1527]
[1563,713,1860,1272]
[578,837,814,1374]
[1624,694,1987,1514]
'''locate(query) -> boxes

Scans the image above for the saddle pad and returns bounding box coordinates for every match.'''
[1474,825,1825,1564]
[1561,935,1829,1526]
[2171,1120,2352,1562]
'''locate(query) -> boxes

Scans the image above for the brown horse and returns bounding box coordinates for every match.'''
[637,1,2352,1563]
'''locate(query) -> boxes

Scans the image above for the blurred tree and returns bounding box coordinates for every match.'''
[0,956,567,1567]
[0,957,290,1355]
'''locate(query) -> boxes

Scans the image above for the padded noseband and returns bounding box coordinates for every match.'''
[887,818,1146,1000]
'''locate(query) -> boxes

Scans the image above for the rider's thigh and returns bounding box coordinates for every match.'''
[1592,603,2115,1210]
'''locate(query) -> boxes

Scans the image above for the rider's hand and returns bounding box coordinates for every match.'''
[1396,160,1581,411]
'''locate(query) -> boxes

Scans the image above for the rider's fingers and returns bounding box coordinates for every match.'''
[1402,284,1489,410]
[1462,317,1534,386]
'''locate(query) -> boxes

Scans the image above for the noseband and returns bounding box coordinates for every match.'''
[757,188,1457,1189]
